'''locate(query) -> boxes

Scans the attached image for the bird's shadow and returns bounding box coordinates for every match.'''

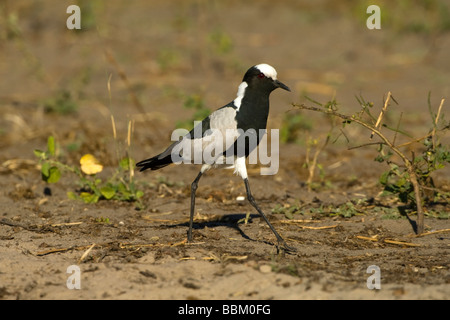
[163,213,272,245]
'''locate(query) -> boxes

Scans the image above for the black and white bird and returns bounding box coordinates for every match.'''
[136,64,294,252]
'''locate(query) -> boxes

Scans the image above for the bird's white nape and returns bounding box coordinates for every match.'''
[233,81,248,110]
[255,63,278,80]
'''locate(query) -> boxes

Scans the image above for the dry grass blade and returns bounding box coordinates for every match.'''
[431,98,445,150]
[279,219,337,229]
[2,159,37,170]
[33,236,206,258]
[356,235,378,242]
[50,222,83,227]
[78,243,96,264]
[412,228,450,237]
[222,254,248,262]
[356,235,420,247]
[104,49,145,114]
[35,245,88,256]
[119,240,205,250]
[370,91,392,139]
[203,253,220,262]
[383,239,420,247]
[143,212,221,225]
[299,225,338,230]
[279,219,322,224]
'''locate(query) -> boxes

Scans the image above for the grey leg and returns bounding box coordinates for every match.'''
[188,171,203,242]
[244,178,295,252]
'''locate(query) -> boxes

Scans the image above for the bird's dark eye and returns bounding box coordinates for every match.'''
[258,73,265,79]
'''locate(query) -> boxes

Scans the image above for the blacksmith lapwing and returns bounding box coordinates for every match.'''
[137,64,294,252]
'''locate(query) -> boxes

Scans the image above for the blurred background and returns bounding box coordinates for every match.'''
[1,0,449,170]
[2,1,450,300]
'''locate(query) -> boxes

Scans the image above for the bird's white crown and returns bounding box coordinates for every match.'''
[255,63,277,80]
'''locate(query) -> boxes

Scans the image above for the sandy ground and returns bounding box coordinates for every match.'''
[0,1,449,300]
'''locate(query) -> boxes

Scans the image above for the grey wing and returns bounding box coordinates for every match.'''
[179,104,241,165]
[137,103,241,170]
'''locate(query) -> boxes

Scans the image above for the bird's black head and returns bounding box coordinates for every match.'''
[242,64,291,93]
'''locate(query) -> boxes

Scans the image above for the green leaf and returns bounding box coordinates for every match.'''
[41,162,50,178]
[117,182,128,193]
[47,136,56,156]
[46,167,61,183]
[41,163,60,183]
[135,190,144,199]
[379,171,390,185]
[34,149,45,159]
[119,157,135,170]
[304,95,323,107]
[80,192,100,204]
[374,154,385,163]
[100,186,116,200]
[284,210,294,220]
[67,191,79,200]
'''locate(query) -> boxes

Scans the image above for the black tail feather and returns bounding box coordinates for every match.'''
[136,154,173,172]
[137,140,180,172]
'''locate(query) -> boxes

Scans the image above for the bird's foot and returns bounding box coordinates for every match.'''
[276,240,296,255]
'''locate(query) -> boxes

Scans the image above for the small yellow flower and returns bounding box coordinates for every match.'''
[80,154,103,175]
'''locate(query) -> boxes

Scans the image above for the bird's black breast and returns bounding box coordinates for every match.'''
[235,91,270,134]
[231,91,271,158]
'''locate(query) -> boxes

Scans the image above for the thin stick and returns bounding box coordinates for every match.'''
[383,239,420,247]
[356,236,420,247]
[412,228,450,237]
[371,91,392,139]
[356,235,378,242]
[348,142,386,150]
[279,219,322,224]
[306,134,330,191]
[392,112,403,146]
[50,222,83,227]
[110,114,117,141]
[299,225,338,230]
[293,102,426,234]
[104,50,146,115]
[107,73,113,106]
[36,247,75,256]
[78,243,96,264]
[127,119,135,181]
[431,98,445,150]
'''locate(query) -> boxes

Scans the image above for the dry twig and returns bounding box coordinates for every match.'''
[293,98,434,234]
[78,243,96,264]
[371,91,392,139]
[356,235,420,247]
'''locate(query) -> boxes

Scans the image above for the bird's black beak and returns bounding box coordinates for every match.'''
[274,79,291,92]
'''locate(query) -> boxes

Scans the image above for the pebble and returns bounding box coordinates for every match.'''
[259,265,272,273]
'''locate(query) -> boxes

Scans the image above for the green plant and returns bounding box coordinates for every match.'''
[332,201,361,218]
[378,121,450,204]
[156,48,179,72]
[280,111,312,144]
[75,0,104,31]
[295,97,338,192]
[35,136,144,206]
[176,94,210,130]
[34,136,63,183]
[94,217,111,224]
[294,93,449,234]
[208,29,233,55]
[272,203,303,219]
[42,90,78,115]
